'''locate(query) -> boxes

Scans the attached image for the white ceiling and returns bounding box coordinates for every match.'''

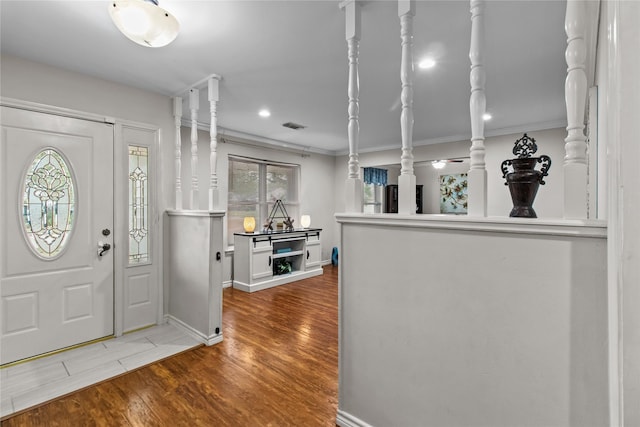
[0,0,567,155]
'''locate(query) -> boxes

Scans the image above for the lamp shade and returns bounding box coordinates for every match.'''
[109,0,179,48]
[243,217,256,233]
[300,215,311,228]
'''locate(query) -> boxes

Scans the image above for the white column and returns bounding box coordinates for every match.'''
[208,76,221,211]
[563,0,588,219]
[605,2,640,424]
[467,0,487,217]
[173,96,183,211]
[398,0,416,215]
[342,0,363,213]
[189,88,200,210]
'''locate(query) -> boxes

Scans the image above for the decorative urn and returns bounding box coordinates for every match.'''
[500,133,551,218]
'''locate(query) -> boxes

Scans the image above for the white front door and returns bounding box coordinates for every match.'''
[1,106,114,365]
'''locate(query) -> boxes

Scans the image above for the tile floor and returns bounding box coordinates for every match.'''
[0,323,201,418]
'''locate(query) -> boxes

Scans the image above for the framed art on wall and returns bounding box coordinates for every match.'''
[439,173,468,214]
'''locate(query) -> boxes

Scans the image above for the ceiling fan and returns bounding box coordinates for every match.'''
[430,158,468,169]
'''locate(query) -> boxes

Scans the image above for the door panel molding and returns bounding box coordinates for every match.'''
[114,123,161,334]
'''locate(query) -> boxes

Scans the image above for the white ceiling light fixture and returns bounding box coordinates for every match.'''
[259,109,271,118]
[418,57,437,69]
[431,160,446,169]
[109,0,179,48]
[483,113,492,121]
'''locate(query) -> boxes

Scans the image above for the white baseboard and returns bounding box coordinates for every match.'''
[232,268,323,293]
[336,410,374,427]
[222,280,233,289]
[166,315,223,346]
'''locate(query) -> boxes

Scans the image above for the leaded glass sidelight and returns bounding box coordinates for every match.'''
[129,145,149,264]
[22,149,76,259]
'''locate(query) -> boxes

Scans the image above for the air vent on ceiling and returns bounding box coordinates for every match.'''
[282,122,306,130]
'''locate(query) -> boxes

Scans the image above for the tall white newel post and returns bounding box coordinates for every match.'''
[398,0,416,215]
[208,76,221,211]
[342,0,363,213]
[564,0,588,219]
[468,0,488,217]
[173,96,183,211]
[189,88,200,210]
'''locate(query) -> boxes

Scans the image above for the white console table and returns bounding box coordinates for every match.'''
[233,228,323,292]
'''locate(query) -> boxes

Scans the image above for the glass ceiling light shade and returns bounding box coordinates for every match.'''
[109,0,179,48]
[431,160,446,169]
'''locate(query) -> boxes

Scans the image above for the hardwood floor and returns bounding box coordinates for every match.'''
[2,265,339,427]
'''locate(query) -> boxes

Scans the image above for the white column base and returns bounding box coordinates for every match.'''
[190,189,199,211]
[345,178,363,213]
[467,168,487,217]
[208,188,220,211]
[175,189,182,211]
[398,173,416,215]
[564,163,588,219]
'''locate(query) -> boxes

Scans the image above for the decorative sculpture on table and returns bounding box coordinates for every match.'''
[501,133,551,218]
[283,217,295,231]
[264,199,295,232]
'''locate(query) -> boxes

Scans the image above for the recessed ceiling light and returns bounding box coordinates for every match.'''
[483,113,492,121]
[418,58,436,69]
[258,109,271,118]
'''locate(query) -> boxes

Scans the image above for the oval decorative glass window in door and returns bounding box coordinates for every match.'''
[22,148,76,259]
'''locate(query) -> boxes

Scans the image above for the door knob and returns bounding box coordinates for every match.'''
[98,241,111,257]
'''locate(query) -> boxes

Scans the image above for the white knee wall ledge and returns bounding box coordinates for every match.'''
[334,213,606,238]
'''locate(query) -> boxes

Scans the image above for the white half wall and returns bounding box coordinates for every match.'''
[166,211,224,345]
[336,214,608,427]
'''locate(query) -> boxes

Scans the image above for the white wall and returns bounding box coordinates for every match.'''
[415,161,469,214]
[0,54,175,211]
[615,5,640,424]
[335,128,567,219]
[597,2,640,425]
